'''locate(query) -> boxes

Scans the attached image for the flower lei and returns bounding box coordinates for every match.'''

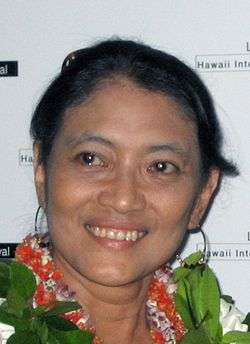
[14,234,186,344]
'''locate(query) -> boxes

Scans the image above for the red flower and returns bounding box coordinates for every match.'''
[51,271,63,280]
[150,329,165,344]
[34,282,56,306]
[148,278,186,342]
[62,309,83,324]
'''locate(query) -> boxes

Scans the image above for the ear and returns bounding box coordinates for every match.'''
[188,168,220,230]
[33,143,46,209]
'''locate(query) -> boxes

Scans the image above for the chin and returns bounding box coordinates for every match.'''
[81,263,144,287]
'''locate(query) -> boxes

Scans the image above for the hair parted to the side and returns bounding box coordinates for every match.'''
[30,38,238,180]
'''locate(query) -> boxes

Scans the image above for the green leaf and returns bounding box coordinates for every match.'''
[43,315,79,331]
[199,265,221,341]
[182,251,204,267]
[180,264,221,340]
[7,288,26,317]
[174,254,222,343]
[45,316,94,343]
[47,332,60,344]
[175,277,190,302]
[7,331,40,344]
[50,328,94,344]
[222,330,250,343]
[185,267,204,325]
[182,278,197,326]
[38,322,49,344]
[9,262,36,301]
[175,278,196,329]
[179,327,212,344]
[175,275,197,329]
[215,321,223,343]
[0,307,30,331]
[43,301,81,317]
[0,308,19,326]
[31,305,47,317]
[0,262,11,298]
[174,266,190,282]
[30,320,49,344]
[243,312,250,330]
[22,307,32,320]
[175,293,195,329]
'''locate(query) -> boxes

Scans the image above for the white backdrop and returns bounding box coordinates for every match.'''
[1,1,250,311]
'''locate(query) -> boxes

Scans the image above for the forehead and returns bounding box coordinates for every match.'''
[60,78,198,152]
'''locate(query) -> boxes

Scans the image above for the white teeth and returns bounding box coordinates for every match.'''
[100,228,106,238]
[116,231,125,240]
[125,231,132,241]
[107,230,115,239]
[131,231,138,241]
[94,227,101,236]
[85,225,146,242]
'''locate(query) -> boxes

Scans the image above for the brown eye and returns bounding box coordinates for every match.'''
[80,152,105,167]
[148,161,178,174]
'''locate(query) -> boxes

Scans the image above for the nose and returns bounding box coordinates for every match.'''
[97,172,146,214]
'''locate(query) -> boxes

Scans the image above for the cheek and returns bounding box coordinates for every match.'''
[141,183,198,266]
[44,166,99,255]
[46,166,95,214]
[150,179,198,227]
[44,168,97,245]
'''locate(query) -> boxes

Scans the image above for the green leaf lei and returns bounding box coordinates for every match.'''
[0,262,93,344]
[0,252,249,343]
[174,252,250,344]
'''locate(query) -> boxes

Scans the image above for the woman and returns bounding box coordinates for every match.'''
[0,39,240,343]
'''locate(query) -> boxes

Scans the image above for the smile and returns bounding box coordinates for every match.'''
[85,224,147,242]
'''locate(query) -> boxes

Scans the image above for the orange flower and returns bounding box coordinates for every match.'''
[34,282,56,306]
[62,309,83,324]
[51,271,63,280]
[148,278,186,342]
[150,329,165,344]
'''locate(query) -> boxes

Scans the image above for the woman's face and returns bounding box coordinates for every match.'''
[35,78,218,287]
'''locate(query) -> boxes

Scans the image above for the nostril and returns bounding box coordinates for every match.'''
[97,181,146,213]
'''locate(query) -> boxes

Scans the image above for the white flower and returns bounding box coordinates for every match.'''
[0,299,14,344]
[220,298,248,335]
[0,323,15,344]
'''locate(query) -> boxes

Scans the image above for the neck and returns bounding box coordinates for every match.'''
[54,252,153,344]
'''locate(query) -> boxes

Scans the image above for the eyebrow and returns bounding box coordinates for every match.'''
[66,132,190,158]
[147,143,188,156]
[65,132,114,148]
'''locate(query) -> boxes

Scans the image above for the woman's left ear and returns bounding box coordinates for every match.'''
[33,143,46,209]
[188,168,220,230]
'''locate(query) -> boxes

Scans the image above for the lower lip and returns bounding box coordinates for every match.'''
[85,226,146,250]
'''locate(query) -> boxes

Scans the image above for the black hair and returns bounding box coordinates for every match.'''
[30,38,238,180]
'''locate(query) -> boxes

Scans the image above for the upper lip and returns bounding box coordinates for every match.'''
[85,218,149,232]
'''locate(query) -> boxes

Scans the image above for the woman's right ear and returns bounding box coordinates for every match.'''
[33,143,46,208]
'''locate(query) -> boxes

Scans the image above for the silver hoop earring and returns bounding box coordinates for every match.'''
[176,226,207,266]
[34,206,47,234]
[34,206,42,233]
[34,206,50,247]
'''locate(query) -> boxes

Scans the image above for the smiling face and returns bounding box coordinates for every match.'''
[34,78,219,287]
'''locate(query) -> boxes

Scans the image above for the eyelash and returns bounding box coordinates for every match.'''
[147,160,179,175]
[78,152,179,175]
[78,152,106,167]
